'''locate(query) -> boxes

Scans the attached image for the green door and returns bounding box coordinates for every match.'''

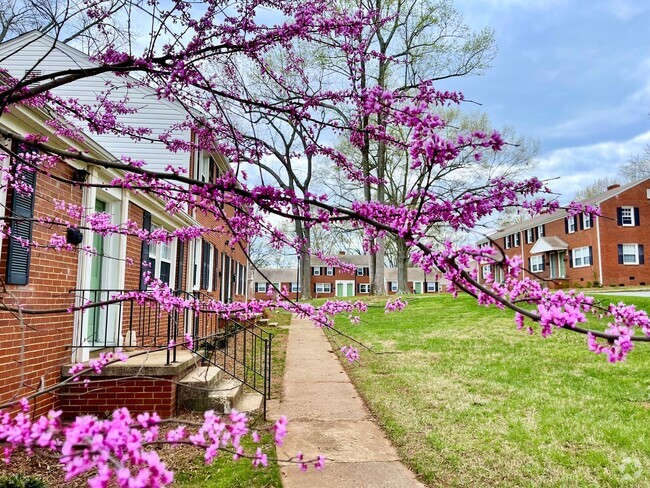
[88,200,105,345]
[346,282,353,297]
[414,282,422,294]
[336,282,343,296]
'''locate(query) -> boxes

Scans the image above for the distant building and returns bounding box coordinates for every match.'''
[477,178,650,288]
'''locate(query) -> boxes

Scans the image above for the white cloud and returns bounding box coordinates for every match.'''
[534,130,650,200]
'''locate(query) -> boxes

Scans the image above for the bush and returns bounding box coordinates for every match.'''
[0,475,47,488]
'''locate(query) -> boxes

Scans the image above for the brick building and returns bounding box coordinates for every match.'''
[0,33,254,417]
[477,178,650,288]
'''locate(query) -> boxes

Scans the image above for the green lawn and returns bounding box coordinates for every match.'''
[330,293,650,487]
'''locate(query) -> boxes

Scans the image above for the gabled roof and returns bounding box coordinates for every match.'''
[252,268,297,283]
[478,177,650,244]
[311,254,370,267]
[530,236,568,254]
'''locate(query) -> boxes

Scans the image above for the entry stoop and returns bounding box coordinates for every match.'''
[178,366,264,415]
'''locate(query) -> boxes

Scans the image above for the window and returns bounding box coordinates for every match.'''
[572,246,592,268]
[618,244,644,265]
[326,266,334,276]
[256,282,267,293]
[583,213,592,229]
[358,283,370,293]
[192,239,202,290]
[620,207,634,226]
[567,216,576,234]
[271,282,281,292]
[426,282,437,292]
[148,225,173,286]
[315,283,331,293]
[504,235,511,249]
[537,225,545,238]
[390,282,398,292]
[513,233,520,247]
[291,282,301,292]
[201,241,213,290]
[526,228,534,244]
[312,266,321,276]
[530,255,544,273]
[356,267,364,276]
[482,265,491,279]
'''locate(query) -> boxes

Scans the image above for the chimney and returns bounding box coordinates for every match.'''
[339,251,346,256]
[607,184,620,191]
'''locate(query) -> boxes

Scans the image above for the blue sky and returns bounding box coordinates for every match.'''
[438,0,650,199]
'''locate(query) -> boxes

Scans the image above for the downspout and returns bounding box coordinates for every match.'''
[596,215,603,285]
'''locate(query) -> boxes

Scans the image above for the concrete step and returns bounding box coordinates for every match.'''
[177,366,224,411]
[257,318,270,325]
[235,392,264,416]
[267,322,278,327]
[209,378,244,414]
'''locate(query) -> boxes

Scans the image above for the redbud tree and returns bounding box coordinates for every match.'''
[0,0,648,486]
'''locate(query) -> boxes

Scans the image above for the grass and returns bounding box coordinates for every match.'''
[330,293,650,487]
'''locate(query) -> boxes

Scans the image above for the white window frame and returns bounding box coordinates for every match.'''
[530,255,544,273]
[390,282,398,292]
[192,239,202,290]
[621,206,635,226]
[513,233,520,247]
[504,235,511,249]
[326,266,334,276]
[256,282,267,293]
[312,266,321,276]
[572,246,590,268]
[426,282,437,292]
[622,244,639,265]
[358,283,370,293]
[567,217,576,233]
[291,282,301,293]
[583,213,592,229]
[537,225,545,238]
[526,228,534,244]
[315,283,331,293]
[482,264,491,279]
[271,282,281,292]
[148,224,174,286]
[205,243,214,291]
[356,267,364,276]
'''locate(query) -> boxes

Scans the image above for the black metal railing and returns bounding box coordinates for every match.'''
[71,288,274,417]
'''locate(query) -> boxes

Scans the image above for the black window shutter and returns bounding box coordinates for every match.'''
[175,240,184,290]
[588,246,593,265]
[564,218,569,234]
[534,227,539,240]
[213,248,219,292]
[139,210,152,290]
[634,207,640,226]
[201,241,210,289]
[7,170,36,285]
[639,245,645,265]
[540,259,545,272]
[311,267,315,275]
[579,214,584,230]
[527,257,531,270]
[618,244,624,264]
[568,250,573,268]
[542,224,546,236]
[617,208,623,226]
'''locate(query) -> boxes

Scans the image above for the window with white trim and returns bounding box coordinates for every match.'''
[256,282,267,293]
[567,216,576,233]
[504,235,511,249]
[148,225,173,286]
[482,265,491,279]
[271,282,281,292]
[291,282,301,292]
[205,243,214,291]
[356,267,364,276]
[526,228,534,244]
[572,246,591,268]
[583,213,592,229]
[390,282,398,292]
[326,266,334,276]
[312,266,321,276]
[192,239,202,290]
[426,282,437,292]
[315,282,331,293]
[513,233,520,247]
[530,255,544,273]
[622,244,639,265]
[358,283,370,293]
[621,207,634,226]
[537,225,545,238]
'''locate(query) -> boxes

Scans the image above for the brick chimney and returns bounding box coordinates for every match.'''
[607,184,620,191]
[339,251,346,255]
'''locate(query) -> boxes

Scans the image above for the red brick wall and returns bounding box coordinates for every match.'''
[59,376,177,418]
[310,266,370,298]
[0,159,82,415]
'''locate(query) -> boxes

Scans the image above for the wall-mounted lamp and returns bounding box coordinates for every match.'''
[66,228,83,245]
[72,169,89,183]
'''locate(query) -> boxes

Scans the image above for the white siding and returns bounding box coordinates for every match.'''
[0,32,191,174]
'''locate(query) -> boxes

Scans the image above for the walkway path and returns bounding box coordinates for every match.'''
[277,316,424,488]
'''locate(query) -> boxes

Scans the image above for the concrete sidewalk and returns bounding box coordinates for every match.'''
[277,316,424,488]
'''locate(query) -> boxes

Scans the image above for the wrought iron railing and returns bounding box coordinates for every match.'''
[70,288,274,417]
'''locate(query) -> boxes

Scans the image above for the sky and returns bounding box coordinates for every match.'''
[437,0,650,200]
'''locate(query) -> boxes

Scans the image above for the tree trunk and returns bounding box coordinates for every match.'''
[296,221,312,300]
[396,237,409,293]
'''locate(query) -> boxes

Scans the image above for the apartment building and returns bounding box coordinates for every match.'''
[477,178,650,288]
